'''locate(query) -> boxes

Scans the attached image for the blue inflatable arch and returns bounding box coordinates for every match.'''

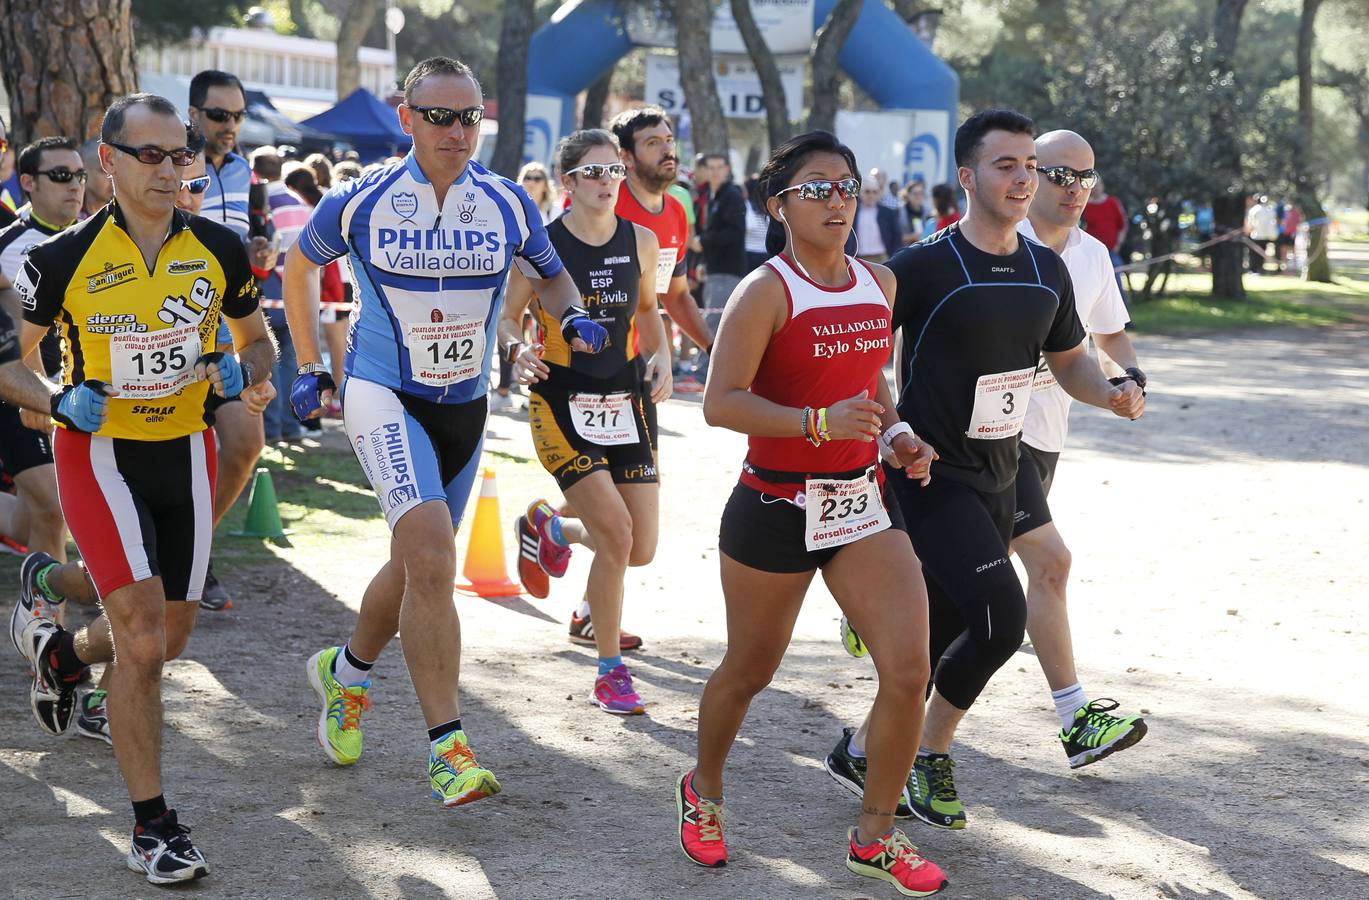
[524,0,959,181]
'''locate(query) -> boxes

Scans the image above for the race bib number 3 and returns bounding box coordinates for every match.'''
[803,470,891,552]
[110,325,200,399]
[966,366,1036,439]
[654,247,678,295]
[405,319,484,386]
[570,392,640,446]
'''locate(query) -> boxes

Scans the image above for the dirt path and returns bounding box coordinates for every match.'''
[2,318,1367,899]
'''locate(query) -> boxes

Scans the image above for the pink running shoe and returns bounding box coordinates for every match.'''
[675,769,727,867]
[526,499,571,578]
[846,826,948,896]
[591,664,645,715]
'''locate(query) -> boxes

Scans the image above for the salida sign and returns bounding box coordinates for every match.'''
[645,54,805,122]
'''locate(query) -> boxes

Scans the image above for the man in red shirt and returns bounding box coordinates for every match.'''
[1081,174,1128,300]
[610,107,712,360]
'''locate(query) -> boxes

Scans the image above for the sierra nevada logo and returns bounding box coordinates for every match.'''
[167,259,208,275]
[391,191,419,221]
[87,261,138,293]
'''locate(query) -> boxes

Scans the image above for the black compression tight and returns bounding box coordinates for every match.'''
[889,468,1027,710]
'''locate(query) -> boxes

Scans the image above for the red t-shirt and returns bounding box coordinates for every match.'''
[615,184,689,296]
[1082,195,1126,251]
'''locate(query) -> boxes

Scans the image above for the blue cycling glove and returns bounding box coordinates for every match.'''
[196,352,244,399]
[50,381,110,433]
[290,370,337,422]
[560,305,609,353]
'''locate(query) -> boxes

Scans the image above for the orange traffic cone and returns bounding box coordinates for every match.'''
[455,468,522,597]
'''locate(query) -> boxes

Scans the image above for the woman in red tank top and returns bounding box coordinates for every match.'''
[672,131,947,896]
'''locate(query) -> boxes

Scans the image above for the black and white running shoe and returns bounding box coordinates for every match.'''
[24,619,80,735]
[76,689,112,745]
[11,551,60,659]
[127,810,209,885]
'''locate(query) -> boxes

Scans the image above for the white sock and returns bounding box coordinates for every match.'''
[847,731,866,758]
[332,644,374,687]
[1052,683,1088,729]
[576,598,591,619]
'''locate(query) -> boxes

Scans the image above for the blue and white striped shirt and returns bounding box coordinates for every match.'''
[298,153,564,403]
[202,151,252,241]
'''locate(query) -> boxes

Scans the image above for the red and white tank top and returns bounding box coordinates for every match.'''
[741,253,893,500]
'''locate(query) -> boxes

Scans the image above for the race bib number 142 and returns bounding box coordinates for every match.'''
[404,319,484,386]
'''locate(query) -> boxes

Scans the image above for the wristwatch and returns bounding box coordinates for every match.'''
[240,360,256,389]
[296,362,329,377]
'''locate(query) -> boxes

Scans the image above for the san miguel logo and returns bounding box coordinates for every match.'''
[167,259,208,275]
[391,191,419,222]
[87,261,138,293]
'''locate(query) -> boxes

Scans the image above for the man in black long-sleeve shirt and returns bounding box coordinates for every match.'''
[690,153,746,348]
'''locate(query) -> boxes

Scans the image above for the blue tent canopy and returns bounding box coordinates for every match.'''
[300,88,411,163]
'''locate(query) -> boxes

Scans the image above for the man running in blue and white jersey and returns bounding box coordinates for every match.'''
[283,56,607,808]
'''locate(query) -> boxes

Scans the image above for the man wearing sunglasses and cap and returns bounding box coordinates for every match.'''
[1010,129,1148,770]
[5,92,277,885]
[284,55,606,809]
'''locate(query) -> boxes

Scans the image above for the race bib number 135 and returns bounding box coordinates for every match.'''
[109,325,201,399]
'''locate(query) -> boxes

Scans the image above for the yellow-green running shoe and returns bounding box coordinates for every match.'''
[307,647,370,766]
[840,616,869,658]
[429,731,501,807]
[905,752,966,830]
[1060,698,1147,769]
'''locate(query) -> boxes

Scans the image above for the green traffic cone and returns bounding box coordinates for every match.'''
[232,467,288,538]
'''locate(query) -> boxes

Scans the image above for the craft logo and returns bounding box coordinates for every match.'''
[430,309,444,323]
[167,259,208,275]
[87,261,137,293]
[391,191,419,221]
[457,203,477,224]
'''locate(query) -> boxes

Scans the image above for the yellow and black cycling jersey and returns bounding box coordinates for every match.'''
[532,216,642,393]
[15,202,259,441]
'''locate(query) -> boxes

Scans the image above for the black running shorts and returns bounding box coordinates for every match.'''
[0,402,54,476]
[719,479,906,574]
[1011,442,1060,539]
[529,387,657,491]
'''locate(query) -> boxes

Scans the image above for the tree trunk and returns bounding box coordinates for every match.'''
[807,0,862,133]
[0,0,137,145]
[730,0,788,152]
[674,0,728,156]
[335,0,383,99]
[491,0,535,178]
[288,0,315,39]
[581,69,613,130]
[1295,0,1332,282]
[1208,0,1249,301]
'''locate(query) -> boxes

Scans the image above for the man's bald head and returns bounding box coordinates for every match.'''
[1035,130,1094,168]
[1030,130,1097,231]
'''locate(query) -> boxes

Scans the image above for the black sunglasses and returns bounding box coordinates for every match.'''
[35,168,89,184]
[196,107,247,124]
[407,104,485,128]
[1039,165,1099,189]
[104,141,198,167]
[180,176,211,194]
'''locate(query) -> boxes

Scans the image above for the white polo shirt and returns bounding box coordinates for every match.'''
[1019,219,1129,453]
